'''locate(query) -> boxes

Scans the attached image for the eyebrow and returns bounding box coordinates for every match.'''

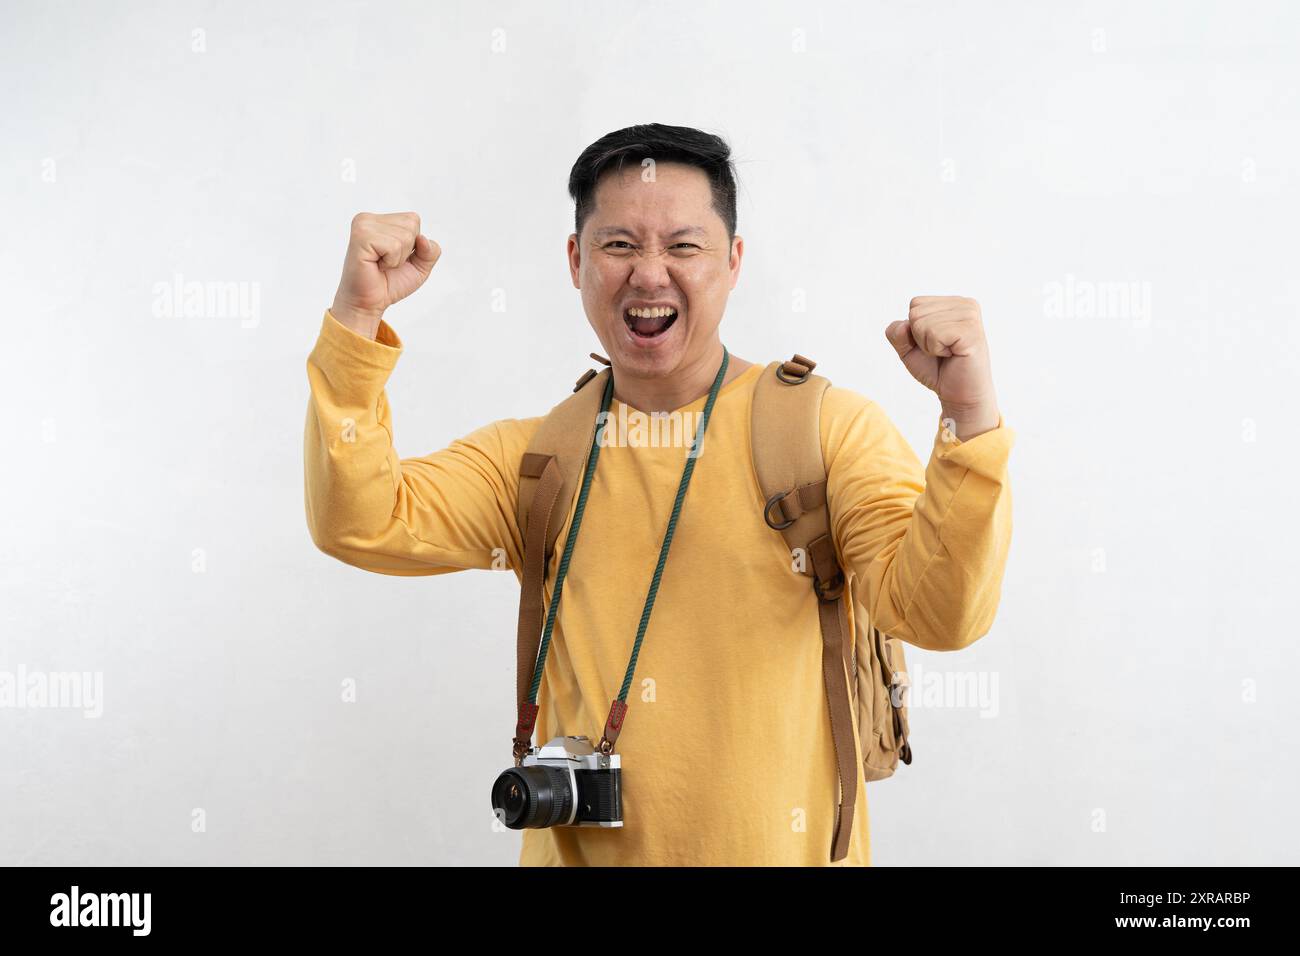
[592,226,708,240]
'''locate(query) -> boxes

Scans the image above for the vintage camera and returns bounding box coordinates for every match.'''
[491,735,623,830]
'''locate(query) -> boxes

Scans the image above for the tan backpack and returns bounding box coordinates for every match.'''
[513,352,912,862]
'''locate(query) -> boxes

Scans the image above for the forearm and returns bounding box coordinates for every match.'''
[304,309,526,576]
[829,396,1015,653]
[304,309,410,565]
[869,414,1013,650]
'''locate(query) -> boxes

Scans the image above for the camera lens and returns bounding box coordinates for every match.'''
[490,765,574,829]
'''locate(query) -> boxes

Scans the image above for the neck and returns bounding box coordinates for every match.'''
[611,343,756,414]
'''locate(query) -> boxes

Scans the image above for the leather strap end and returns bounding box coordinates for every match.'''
[599,699,628,751]
[830,801,854,861]
[513,701,539,759]
[519,452,553,479]
[809,533,845,600]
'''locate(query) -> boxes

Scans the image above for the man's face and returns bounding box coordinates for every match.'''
[567,161,743,380]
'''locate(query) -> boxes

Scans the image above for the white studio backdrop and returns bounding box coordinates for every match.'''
[1,0,1296,866]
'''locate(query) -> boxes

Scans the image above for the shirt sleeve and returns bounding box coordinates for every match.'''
[821,386,1015,651]
[303,308,536,577]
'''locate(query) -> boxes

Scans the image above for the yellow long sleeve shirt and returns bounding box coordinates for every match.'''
[304,309,1016,866]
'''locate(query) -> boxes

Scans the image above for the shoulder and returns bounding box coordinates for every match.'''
[819,381,877,421]
[815,380,919,473]
[478,416,544,467]
[437,417,544,482]
[818,381,880,451]
[489,415,544,443]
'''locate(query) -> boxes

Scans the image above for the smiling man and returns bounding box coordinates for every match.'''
[304,123,1015,866]
[567,158,756,408]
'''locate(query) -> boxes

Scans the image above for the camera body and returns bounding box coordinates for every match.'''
[491,735,623,830]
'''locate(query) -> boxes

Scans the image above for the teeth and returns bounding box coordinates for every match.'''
[627,307,677,319]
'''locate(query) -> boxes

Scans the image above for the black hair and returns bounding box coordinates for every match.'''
[567,123,738,245]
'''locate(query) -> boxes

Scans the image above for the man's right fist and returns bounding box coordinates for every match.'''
[330,211,441,339]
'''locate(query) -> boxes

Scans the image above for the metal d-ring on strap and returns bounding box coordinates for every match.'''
[523,347,732,756]
[763,490,796,530]
[774,353,816,384]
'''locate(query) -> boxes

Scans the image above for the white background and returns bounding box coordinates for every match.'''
[2,0,1296,865]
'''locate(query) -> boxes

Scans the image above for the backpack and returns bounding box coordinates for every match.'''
[512,352,912,862]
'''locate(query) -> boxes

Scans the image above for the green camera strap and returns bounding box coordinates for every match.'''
[523,346,731,755]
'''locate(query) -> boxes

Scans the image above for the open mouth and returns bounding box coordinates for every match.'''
[623,306,679,339]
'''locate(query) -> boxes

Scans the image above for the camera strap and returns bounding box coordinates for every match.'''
[513,347,731,762]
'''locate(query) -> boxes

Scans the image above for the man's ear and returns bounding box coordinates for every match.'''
[567,233,581,289]
[729,234,744,288]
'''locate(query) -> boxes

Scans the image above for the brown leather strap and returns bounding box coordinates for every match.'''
[751,355,860,862]
[810,530,855,857]
[769,479,828,525]
[519,452,552,480]
[817,592,857,861]
[512,365,613,760]
[808,533,849,672]
[516,367,612,576]
[776,357,816,384]
[513,454,563,761]
[597,699,628,753]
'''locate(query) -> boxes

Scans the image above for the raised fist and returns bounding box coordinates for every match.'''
[885,296,1001,440]
[330,211,441,339]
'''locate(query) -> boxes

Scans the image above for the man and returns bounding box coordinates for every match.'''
[304,123,1014,866]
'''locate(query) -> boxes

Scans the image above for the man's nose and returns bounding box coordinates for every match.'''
[628,250,673,291]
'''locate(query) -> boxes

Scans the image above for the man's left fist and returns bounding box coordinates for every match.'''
[885,296,1001,441]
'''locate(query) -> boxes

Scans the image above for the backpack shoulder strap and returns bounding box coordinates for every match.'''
[511,354,611,761]
[750,353,859,863]
[515,355,612,559]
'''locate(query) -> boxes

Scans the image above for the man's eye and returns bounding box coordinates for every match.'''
[603,241,696,251]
